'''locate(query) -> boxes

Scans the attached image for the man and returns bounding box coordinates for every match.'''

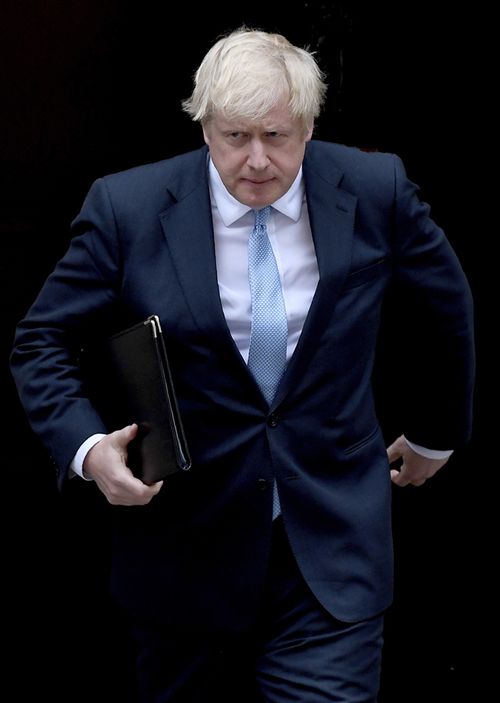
[11,27,474,702]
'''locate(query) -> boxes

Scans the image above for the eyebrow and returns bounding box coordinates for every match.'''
[221,124,290,133]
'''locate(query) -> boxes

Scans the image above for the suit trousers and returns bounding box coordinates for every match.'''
[129,518,385,703]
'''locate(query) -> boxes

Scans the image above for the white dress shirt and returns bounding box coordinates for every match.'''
[71,159,450,478]
[208,159,318,363]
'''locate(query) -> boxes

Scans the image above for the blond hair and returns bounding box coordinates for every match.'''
[182,27,327,132]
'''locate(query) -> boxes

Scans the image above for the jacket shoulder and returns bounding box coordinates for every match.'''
[307,140,397,173]
[305,140,404,202]
[93,146,208,205]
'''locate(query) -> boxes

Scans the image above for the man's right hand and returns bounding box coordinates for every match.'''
[82,423,163,505]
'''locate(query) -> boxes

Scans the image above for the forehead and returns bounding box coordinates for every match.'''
[212,103,299,132]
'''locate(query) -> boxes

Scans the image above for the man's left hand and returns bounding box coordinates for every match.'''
[387,435,449,487]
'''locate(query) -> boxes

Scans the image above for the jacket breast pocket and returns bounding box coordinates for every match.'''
[342,258,391,291]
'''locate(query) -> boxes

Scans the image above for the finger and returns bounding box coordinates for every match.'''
[390,468,410,486]
[102,471,163,506]
[147,480,164,495]
[391,468,427,488]
[411,478,427,487]
[386,440,403,465]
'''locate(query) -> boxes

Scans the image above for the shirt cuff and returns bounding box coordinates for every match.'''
[403,436,453,460]
[70,434,107,479]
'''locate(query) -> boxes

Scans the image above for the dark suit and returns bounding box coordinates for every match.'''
[11,140,474,682]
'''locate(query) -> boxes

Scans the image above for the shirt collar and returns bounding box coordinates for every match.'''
[208,158,305,226]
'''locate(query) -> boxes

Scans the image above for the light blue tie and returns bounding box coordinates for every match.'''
[248,206,287,519]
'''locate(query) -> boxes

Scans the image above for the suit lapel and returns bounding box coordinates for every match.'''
[272,145,358,407]
[158,148,254,377]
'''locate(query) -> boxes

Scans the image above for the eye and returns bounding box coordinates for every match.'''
[265,131,287,141]
[226,132,247,141]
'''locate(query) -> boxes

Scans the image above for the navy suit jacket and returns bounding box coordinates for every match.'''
[11,141,474,630]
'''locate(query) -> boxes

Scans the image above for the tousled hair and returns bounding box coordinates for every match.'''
[182,27,327,132]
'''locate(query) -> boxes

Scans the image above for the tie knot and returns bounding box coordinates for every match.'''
[254,206,271,228]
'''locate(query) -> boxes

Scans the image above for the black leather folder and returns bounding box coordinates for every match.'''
[80,315,191,484]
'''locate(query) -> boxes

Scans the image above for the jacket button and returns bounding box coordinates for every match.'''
[267,413,279,428]
[257,478,268,492]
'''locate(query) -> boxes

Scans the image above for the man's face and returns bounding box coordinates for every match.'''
[203,102,313,209]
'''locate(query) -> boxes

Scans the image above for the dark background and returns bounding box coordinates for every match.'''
[2,1,489,700]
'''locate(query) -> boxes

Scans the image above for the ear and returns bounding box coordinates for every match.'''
[304,126,313,142]
[202,123,211,146]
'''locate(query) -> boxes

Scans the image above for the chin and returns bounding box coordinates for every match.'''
[239,189,276,209]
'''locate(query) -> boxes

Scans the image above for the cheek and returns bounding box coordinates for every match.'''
[282,148,307,179]
[215,151,245,179]
[275,155,302,183]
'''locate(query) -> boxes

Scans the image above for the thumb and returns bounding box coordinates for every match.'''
[112,423,139,451]
[386,435,405,465]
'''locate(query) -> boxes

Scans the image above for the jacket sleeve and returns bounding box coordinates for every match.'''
[389,154,475,449]
[10,178,123,485]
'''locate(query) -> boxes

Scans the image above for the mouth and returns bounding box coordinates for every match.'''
[244,178,273,185]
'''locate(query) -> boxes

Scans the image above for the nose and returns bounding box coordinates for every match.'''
[246,139,270,170]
